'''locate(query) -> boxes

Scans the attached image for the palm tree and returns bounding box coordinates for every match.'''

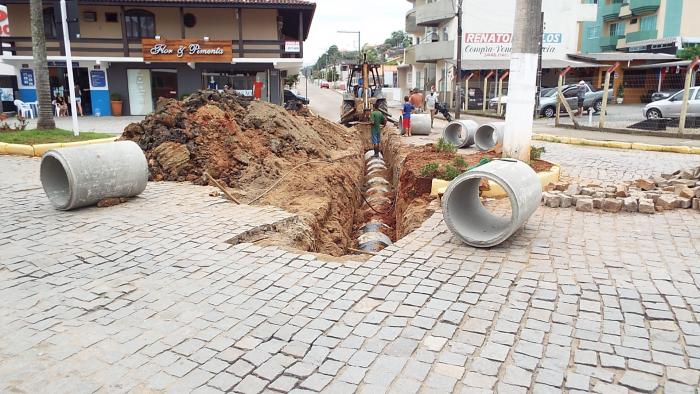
[30,0,55,129]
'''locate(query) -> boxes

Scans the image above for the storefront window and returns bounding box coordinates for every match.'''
[125,10,155,39]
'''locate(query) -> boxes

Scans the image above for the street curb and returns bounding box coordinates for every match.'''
[0,137,119,157]
[430,162,561,198]
[532,133,700,155]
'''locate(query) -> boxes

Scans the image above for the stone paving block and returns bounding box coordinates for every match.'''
[618,371,659,393]
[300,373,332,391]
[234,374,268,394]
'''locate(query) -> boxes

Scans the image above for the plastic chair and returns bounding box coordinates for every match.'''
[52,100,61,117]
[13,99,35,118]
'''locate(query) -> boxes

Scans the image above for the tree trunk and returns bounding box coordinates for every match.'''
[502,0,542,162]
[30,0,55,129]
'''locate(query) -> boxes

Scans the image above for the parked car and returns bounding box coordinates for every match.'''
[650,89,681,102]
[466,87,484,109]
[487,84,611,117]
[320,81,330,89]
[488,87,551,112]
[283,89,310,105]
[644,87,700,119]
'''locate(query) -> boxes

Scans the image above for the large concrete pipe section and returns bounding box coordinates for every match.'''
[442,120,478,148]
[442,159,541,248]
[358,150,394,253]
[40,141,149,210]
[409,113,432,136]
[474,122,505,151]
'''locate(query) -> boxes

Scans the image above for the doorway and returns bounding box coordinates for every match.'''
[151,70,178,102]
[48,66,92,115]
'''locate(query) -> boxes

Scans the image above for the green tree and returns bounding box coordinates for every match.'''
[30,0,55,129]
[678,45,700,60]
[384,31,412,49]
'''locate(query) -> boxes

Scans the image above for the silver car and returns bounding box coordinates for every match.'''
[644,87,700,119]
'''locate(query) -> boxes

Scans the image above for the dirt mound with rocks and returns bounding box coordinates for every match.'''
[121,90,365,256]
[122,90,353,190]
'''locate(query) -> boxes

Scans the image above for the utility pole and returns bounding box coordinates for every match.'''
[502,0,542,162]
[60,0,79,136]
[454,0,463,119]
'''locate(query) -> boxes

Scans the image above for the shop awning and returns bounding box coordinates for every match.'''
[627,60,692,70]
[568,52,679,62]
[460,58,601,71]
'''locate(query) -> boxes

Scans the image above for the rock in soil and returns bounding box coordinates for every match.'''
[97,197,129,208]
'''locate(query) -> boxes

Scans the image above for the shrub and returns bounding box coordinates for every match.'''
[110,92,122,101]
[442,164,461,181]
[530,146,546,161]
[436,137,457,154]
[420,162,439,178]
[452,156,467,169]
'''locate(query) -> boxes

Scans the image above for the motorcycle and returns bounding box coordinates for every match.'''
[435,101,452,122]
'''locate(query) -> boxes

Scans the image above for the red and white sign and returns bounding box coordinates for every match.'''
[0,5,9,37]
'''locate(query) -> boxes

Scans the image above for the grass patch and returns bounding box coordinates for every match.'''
[0,129,113,144]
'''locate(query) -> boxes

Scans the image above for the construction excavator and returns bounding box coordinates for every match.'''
[339,54,397,127]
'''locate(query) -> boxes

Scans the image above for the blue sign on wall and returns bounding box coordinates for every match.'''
[20,69,35,87]
[90,70,107,88]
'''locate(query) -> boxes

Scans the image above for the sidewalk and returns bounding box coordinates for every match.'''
[23,115,144,134]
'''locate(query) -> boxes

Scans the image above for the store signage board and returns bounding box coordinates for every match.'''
[0,5,9,37]
[142,39,232,62]
[90,70,107,88]
[285,41,300,53]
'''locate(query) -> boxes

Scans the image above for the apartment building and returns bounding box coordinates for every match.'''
[0,0,316,116]
[400,0,596,108]
[581,0,700,54]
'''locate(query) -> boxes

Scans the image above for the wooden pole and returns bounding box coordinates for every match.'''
[679,57,700,134]
[599,62,620,130]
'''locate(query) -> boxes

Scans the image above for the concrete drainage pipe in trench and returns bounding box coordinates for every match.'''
[40,140,149,210]
[474,122,505,151]
[442,159,541,247]
[442,120,479,148]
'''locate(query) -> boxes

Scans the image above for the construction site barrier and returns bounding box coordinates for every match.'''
[474,122,505,151]
[40,140,148,210]
[442,159,541,248]
[442,120,478,148]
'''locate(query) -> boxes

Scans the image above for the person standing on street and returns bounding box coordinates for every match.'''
[370,101,387,157]
[426,91,437,127]
[402,96,415,137]
[409,89,424,113]
[74,84,84,116]
[576,80,587,116]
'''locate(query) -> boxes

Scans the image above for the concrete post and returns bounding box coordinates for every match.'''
[502,0,542,163]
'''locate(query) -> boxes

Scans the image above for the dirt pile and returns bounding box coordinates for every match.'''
[121,90,364,256]
[122,90,353,189]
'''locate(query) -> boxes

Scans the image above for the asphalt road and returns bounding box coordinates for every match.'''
[299,77,342,123]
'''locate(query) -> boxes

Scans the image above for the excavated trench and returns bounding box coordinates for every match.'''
[229,125,433,258]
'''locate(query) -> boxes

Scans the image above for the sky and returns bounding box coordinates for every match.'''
[304,0,412,65]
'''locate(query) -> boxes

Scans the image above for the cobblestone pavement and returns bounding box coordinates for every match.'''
[1,148,700,394]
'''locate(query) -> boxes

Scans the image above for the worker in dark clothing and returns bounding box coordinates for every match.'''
[370,101,387,157]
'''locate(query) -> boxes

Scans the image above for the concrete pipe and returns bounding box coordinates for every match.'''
[442,159,541,248]
[474,122,505,151]
[40,140,149,210]
[443,120,479,148]
[409,114,432,136]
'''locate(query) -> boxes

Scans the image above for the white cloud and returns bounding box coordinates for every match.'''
[304,0,412,65]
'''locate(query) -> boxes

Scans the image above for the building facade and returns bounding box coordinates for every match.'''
[0,0,315,116]
[400,0,597,108]
[581,0,700,54]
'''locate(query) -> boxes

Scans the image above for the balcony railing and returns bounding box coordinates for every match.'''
[626,29,658,43]
[600,2,623,22]
[415,40,454,62]
[405,9,422,34]
[630,0,660,15]
[599,35,624,50]
[0,36,302,59]
[416,0,455,26]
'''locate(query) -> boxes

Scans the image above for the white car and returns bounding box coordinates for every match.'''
[644,87,700,119]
